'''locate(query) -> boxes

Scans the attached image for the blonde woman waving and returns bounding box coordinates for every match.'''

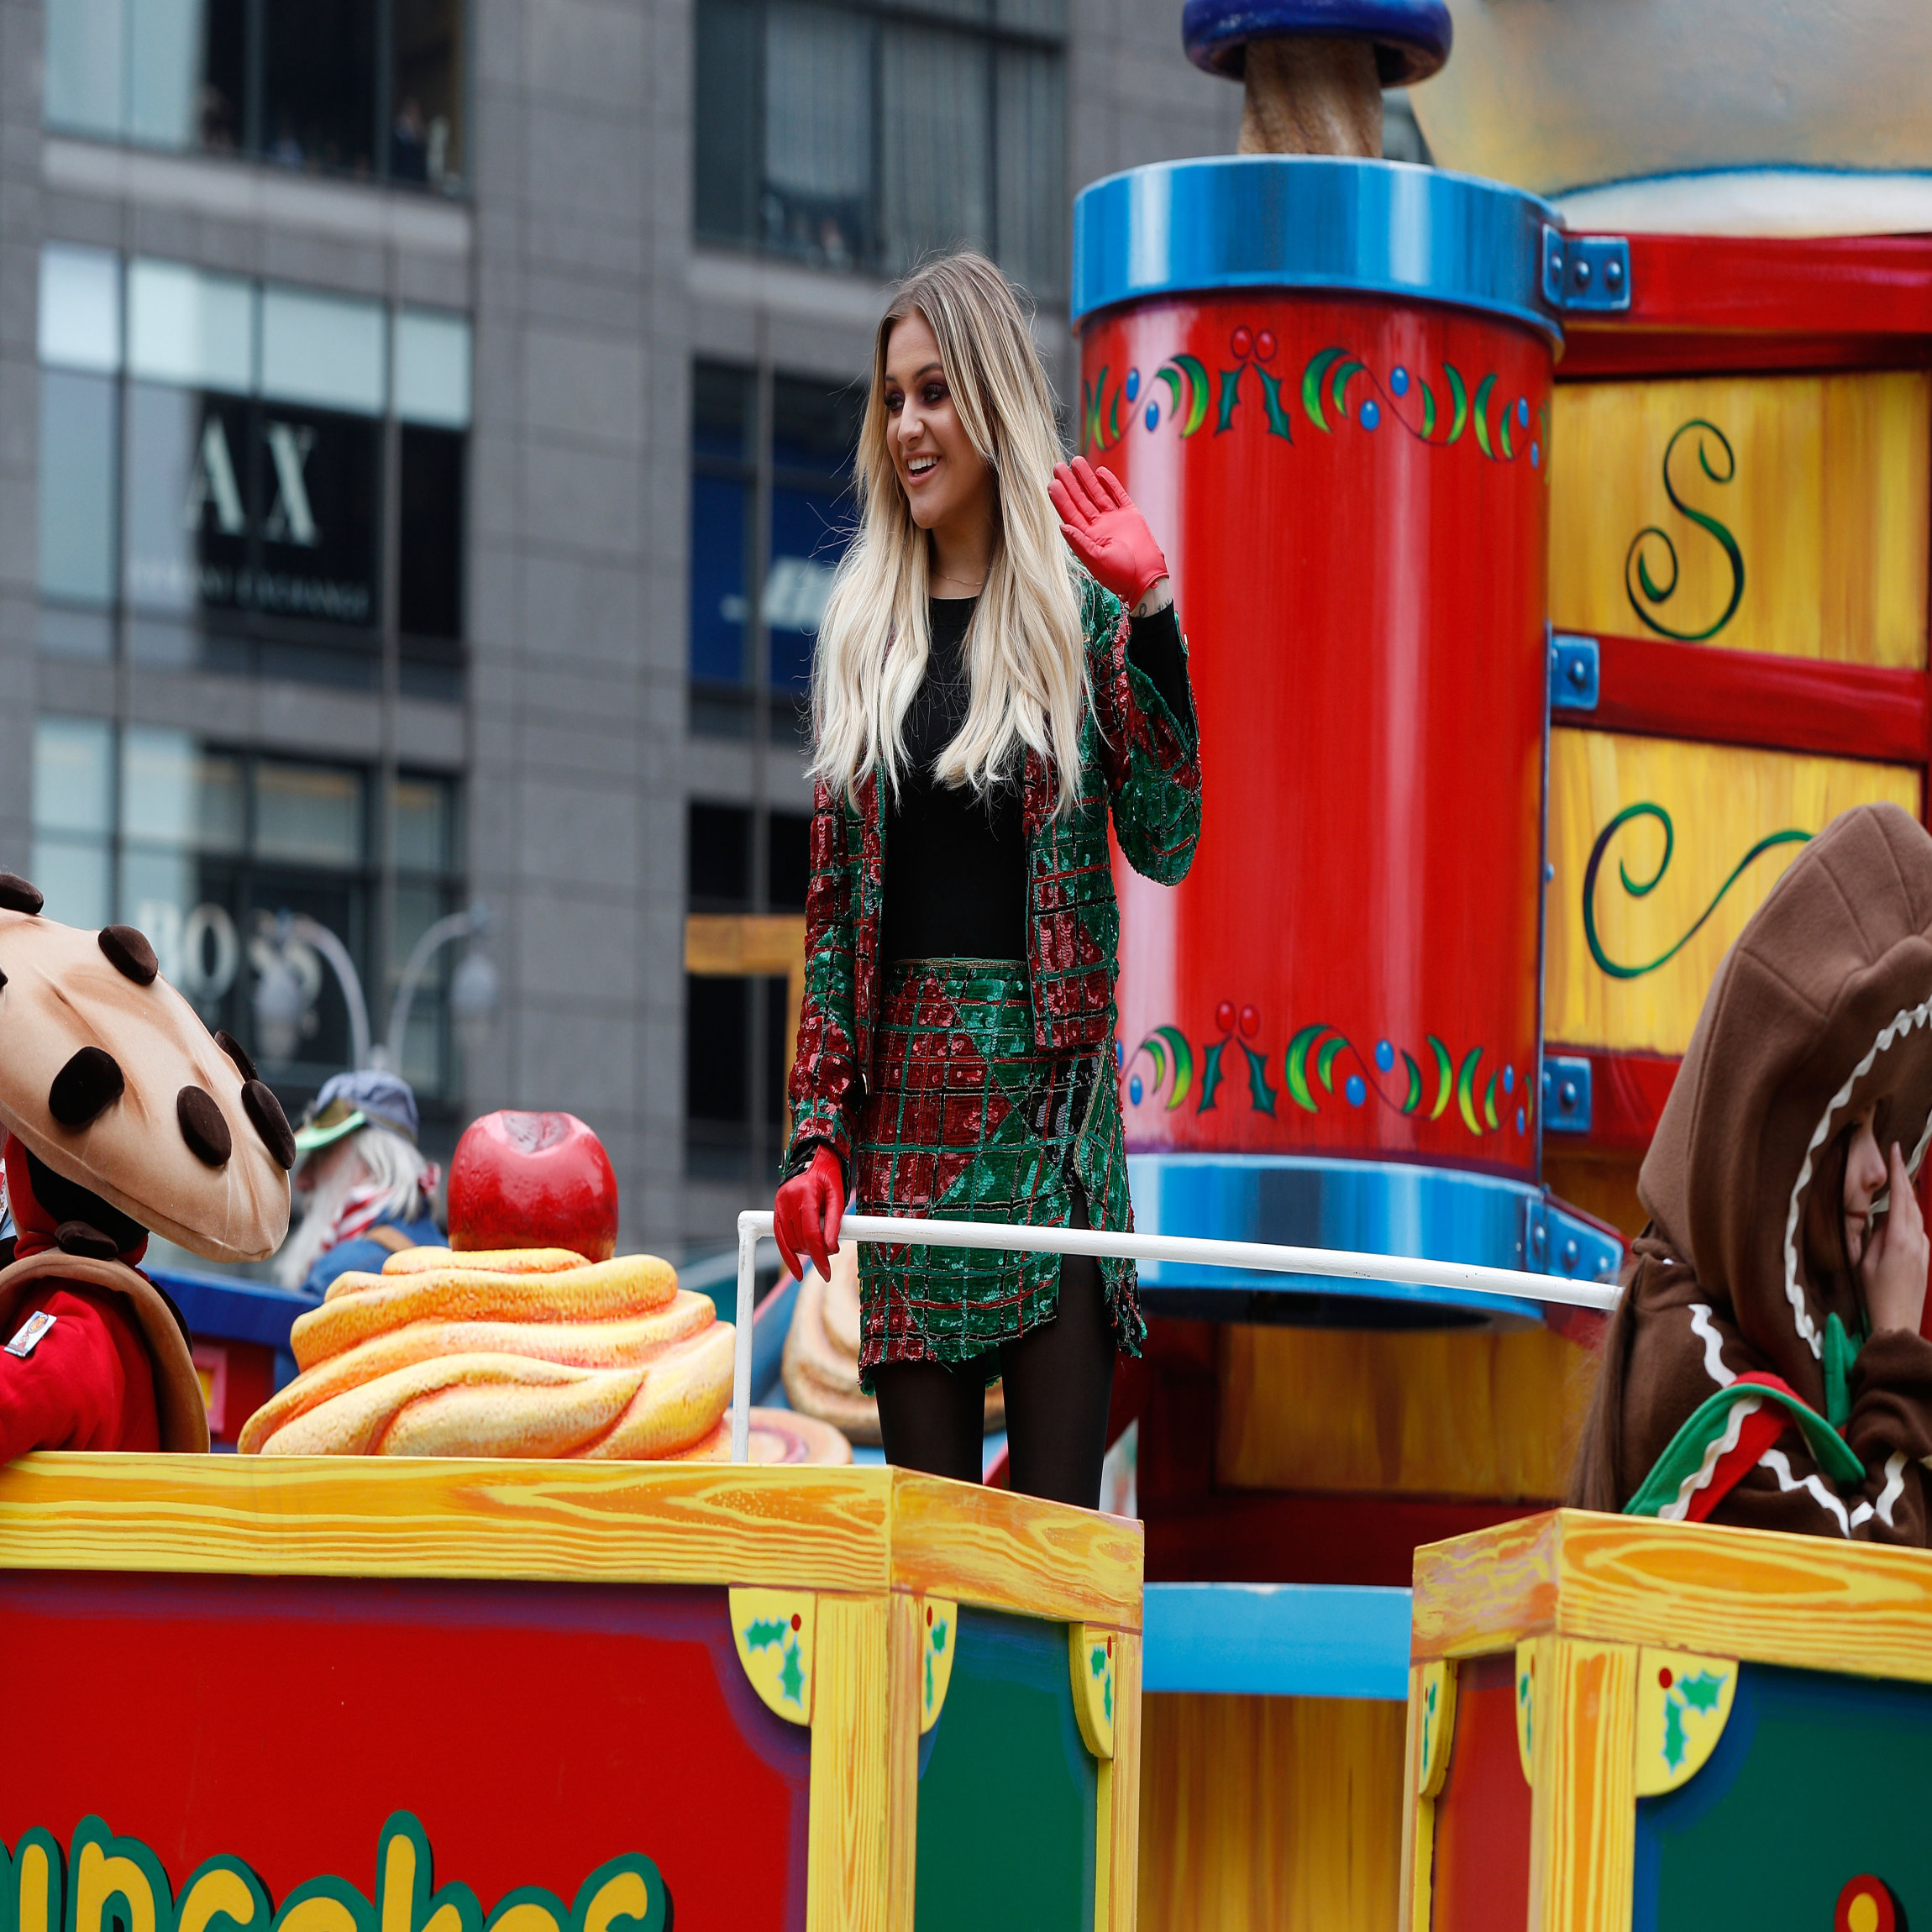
[773,251,1200,1506]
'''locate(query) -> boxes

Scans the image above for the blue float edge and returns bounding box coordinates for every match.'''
[1142,1582,1411,1699]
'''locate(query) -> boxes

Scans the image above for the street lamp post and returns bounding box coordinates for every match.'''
[375,901,496,1074]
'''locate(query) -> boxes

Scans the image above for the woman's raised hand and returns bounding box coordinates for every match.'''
[1861,1141,1930,1336]
[1051,456,1169,610]
[774,1143,847,1284]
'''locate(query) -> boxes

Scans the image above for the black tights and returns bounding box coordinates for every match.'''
[872,1196,1118,1509]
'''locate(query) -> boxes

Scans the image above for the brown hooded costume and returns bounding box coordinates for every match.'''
[1575,802,1932,1542]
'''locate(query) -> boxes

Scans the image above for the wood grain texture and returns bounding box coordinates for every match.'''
[885,1591,922,1931]
[1137,1693,1403,1931]
[808,1593,891,1932]
[1106,1630,1143,1932]
[0,1457,1142,1629]
[1550,370,1931,666]
[1411,1511,1562,1662]
[1546,731,1918,1057]
[888,1474,1142,1629]
[1216,1325,1593,1500]
[1526,1641,1636,1932]
[1414,1509,1932,1687]
[1396,1666,1435,1932]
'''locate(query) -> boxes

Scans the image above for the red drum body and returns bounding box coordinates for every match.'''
[1071,159,1609,1311]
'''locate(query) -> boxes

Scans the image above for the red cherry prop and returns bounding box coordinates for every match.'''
[448,1110,619,1260]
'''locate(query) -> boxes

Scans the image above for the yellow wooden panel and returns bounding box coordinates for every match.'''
[1551,371,1930,665]
[807,1593,892,1932]
[1397,1667,1436,1932]
[885,1590,923,1930]
[1216,1324,1593,1500]
[0,1456,1142,1627]
[888,1472,1143,1629]
[1107,1631,1143,1932]
[1526,1639,1636,1932]
[1412,1509,1932,1686]
[1547,732,1919,1056]
[1137,1693,1403,1932]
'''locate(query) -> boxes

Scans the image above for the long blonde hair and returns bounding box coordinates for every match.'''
[810,252,1088,815]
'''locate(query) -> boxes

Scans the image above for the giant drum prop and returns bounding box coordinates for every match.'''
[1073,158,1573,1319]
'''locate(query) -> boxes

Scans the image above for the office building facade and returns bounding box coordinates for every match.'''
[0,0,1244,1257]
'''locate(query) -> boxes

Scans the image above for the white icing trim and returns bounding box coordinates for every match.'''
[1875,1450,1909,1529]
[1782,1000,1932,1360]
[1758,1446,1853,1536]
[1688,1304,1736,1389]
[1660,1395,1756,1523]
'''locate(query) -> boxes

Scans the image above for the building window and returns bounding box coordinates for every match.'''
[685,803,811,1184]
[37,245,469,700]
[44,0,466,192]
[695,0,1066,300]
[690,360,860,738]
[32,718,465,1108]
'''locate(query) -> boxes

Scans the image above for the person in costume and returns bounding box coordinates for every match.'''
[0,876,292,1457]
[771,250,1200,1507]
[276,1069,441,1298]
[1570,802,1932,1540]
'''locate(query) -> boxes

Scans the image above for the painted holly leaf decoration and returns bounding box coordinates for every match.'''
[779,1641,805,1708]
[1090,1645,1113,1723]
[1662,1698,1688,1772]
[1677,1672,1722,1713]
[745,1619,787,1651]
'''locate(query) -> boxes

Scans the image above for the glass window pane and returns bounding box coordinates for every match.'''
[900,0,987,21]
[257,404,382,627]
[399,425,464,638]
[768,810,809,911]
[688,802,752,909]
[763,3,873,270]
[879,25,990,277]
[694,362,753,466]
[772,372,861,476]
[34,717,113,835]
[123,382,242,612]
[767,484,843,693]
[694,0,759,245]
[39,371,118,605]
[255,762,364,864]
[690,472,748,685]
[394,309,470,427]
[261,0,376,177]
[32,836,112,928]
[127,0,204,145]
[995,48,1066,302]
[686,976,750,1122]
[129,259,254,391]
[391,778,450,872]
[39,245,122,373]
[45,0,126,137]
[260,285,386,413]
[200,0,244,150]
[392,0,465,188]
[120,727,245,851]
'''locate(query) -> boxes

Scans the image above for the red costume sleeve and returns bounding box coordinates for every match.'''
[0,1284,163,1460]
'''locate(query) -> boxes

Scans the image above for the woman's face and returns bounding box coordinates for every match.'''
[882,312,992,537]
[1841,1104,1891,1269]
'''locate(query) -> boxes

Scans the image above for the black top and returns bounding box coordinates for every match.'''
[880,595,1190,963]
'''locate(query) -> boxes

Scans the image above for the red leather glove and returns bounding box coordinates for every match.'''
[774,1144,846,1284]
[1050,456,1169,609]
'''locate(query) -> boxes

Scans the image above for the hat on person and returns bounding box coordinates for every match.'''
[296,1068,420,1155]
[0,885,291,1263]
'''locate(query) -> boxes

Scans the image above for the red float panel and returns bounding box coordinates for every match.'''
[1084,292,1553,1177]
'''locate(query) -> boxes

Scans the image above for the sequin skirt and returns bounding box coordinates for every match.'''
[853,958,1143,1388]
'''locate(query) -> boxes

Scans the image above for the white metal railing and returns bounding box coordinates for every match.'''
[729,1210,1619,1463]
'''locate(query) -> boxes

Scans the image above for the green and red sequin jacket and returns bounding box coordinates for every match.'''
[784,575,1202,1181]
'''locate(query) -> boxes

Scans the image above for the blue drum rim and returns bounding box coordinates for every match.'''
[1071,155,1565,344]
[1124,1151,1606,1328]
[1181,0,1452,87]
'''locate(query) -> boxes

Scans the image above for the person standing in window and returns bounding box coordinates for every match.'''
[772,250,1200,1509]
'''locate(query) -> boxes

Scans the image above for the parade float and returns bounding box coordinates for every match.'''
[1059,0,1932,1924]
